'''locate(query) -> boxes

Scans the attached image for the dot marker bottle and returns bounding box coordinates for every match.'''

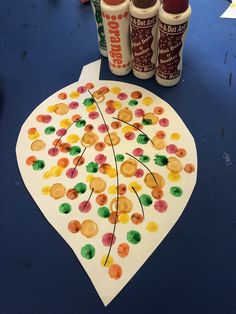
[155,0,191,86]
[101,0,132,76]
[129,0,160,79]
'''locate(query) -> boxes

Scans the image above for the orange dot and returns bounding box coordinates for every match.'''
[117,243,129,258]
[132,122,143,130]
[155,130,166,139]
[108,264,122,279]
[184,163,195,173]
[68,220,81,233]
[96,194,108,206]
[131,91,142,99]
[99,163,111,174]
[85,82,94,89]
[99,86,110,94]
[154,106,164,115]
[36,115,44,122]
[26,156,36,165]
[118,184,127,195]
[59,143,71,152]
[94,142,106,151]
[108,211,119,224]
[84,124,94,132]
[66,189,78,200]
[73,155,85,166]
[106,100,115,107]
[28,127,37,134]
[151,187,164,199]
[111,121,121,129]
[72,114,81,122]
[57,158,69,168]
[123,11,128,18]
[131,213,144,225]
[176,148,187,158]
[52,139,62,146]
[58,92,67,100]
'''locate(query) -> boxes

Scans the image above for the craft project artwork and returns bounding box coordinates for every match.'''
[221,0,236,19]
[16,60,197,306]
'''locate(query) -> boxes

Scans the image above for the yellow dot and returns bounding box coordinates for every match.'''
[129,181,142,193]
[111,87,121,94]
[146,221,158,232]
[100,255,114,268]
[47,105,56,112]
[108,185,117,194]
[41,185,51,195]
[43,171,51,179]
[171,133,181,140]
[66,134,80,143]
[50,166,63,177]
[60,119,72,128]
[119,214,129,224]
[107,168,117,178]
[168,172,181,182]
[86,104,97,112]
[28,132,40,140]
[113,101,122,109]
[122,125,134,133]
[69,91,80,98]
[86,175,94,182]
[142,97,153,106]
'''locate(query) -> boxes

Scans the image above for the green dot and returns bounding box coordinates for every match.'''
[154,155,169,166]
[139,155,150,163]
[115,154,124,162]
[137,134,149,144]
[86,162,98,173]
[128,100,138,106]
[32,160,45,170]
[140,194,153,206]
[44,126,55,135]
[170,186,183,197]
[97,206,110,218]
[83,98,94,107]
[81,244,95,260]
[75,119,86,128]
[127,230,141,244]
[69,146,81,156]
[74,182,87,194]
[142,118,152,125]
[59,203,72,214]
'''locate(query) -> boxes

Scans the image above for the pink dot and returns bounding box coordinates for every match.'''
[98,123,108,133]
[48,147,59,156]
[77,86,87,93]
[123,11,128,18]
[166,144,178,154]
[118,14,122,20]
[159,118,169,127]
[117,93,128,100]
[105,107,116,114]
[56,128,67,136]
[106,14,110,19]
[124,132,135,140]
[69,102,79,109]
[88,111,99,119]
[66,168,78,178]
[132,148,144,156]
[154,200,168,213]
[135,109,145,117]
[42,115,52,123]
[78,201,92,213]
[135,168,144,178]
[95,154,107,164]
[102,233,116,247]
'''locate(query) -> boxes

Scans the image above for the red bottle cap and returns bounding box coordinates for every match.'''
[132,0,157,9]
[163,0,189,14]
[103,0,126,5]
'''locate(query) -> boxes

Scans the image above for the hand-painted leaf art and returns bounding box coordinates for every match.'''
[16,60,197,306]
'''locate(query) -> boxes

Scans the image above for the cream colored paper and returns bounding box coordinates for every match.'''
[221,1,236,19]
[16,60,197,306]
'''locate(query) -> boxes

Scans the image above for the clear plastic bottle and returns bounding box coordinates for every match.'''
[156,0,191,86]
[129,0,160,79]
[101,0,132,76]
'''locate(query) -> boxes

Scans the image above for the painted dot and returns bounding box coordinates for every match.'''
[117,243,129,257]
[56,128,67,136]
[118,14,122,20]
[48,147,59,157]
[137,134,149,144]
[86,162,98,173]
[77,86,87,93]
[44,126,55,135]
[26,156,36,165]
[132,148,144,156]
[75,119,86,128]
[98,124,108,133]
[117,92,128,100]
[69,146,81,156]
[156,130,166,139]
[154,155,168,166]
[166,144,178,154]
[119,214,129,224]
[184,163,195,173]
[60,119,72,128]
[66,168,78,178]
[95,154,107,164]
[69,91,80,98]
[105,106,116,114]
[74,182,87,194]
[68,220,81,233]
[59,143,71,153]
[59,203,71,214]
[57,157,69,168]
[41,185,51,195]
[131,213,144,225]
[73,155,85,166]
[66,134,79,143]
[111,87,121,94]
[84,124,94,132]
[102,233,116,246]
[115,154,124,162]
[135,108,145,117]
[159,118,169,127]
[154,106,164,115]
[72,114,82,122]
[131,91,142,99]
[142,97,153,106]
[58,92,67,100]
[42,115,52,123]
[101,255,113,267]
[32,160,45,170]
[154,200,168,213]
[111,15,116,20]
[168,172,181,182]
[139,155,150,163]
[78,201,92,213]
[98,206,110,218]
[66,189,78,200]
[140,194,153,206]
[129,181,142,192]
[108,264,122,280]
[50,165,63,177]
[88,111,99,119]
[69,101,79,109]
[111,121,121,129]
[83,98,94,106]
[81,244,95,260]
[142,118,152,125]
[85,82,94,89]
[124,132,135,140]
[176,148,187,158]
[135,168,144,178]
[146,221,158,232]
[170,186,183,197]
[171,133,181,140]
[127,230,141,244]
[96,194,108,206]
[128,100,138,106]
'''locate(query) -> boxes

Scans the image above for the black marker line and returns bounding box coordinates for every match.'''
[125,152,158,187]
[132,186,145,219]
[81,188,94,212]
[71,147,87,178]
[87,90,119,266]
[112,116,155,146]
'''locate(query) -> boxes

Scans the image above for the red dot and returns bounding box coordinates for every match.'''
[123,11,128,18]
[111,15,116,20]
[118,14,122,20]
[106,14,110,19]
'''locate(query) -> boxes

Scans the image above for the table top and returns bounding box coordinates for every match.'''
[0,1,236,313]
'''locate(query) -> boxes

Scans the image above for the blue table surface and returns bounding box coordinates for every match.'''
[0,0,236,313]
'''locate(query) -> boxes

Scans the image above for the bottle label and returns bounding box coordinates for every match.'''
[156,20,188,80]
[130,15,156,73]
[91,0,107,51]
